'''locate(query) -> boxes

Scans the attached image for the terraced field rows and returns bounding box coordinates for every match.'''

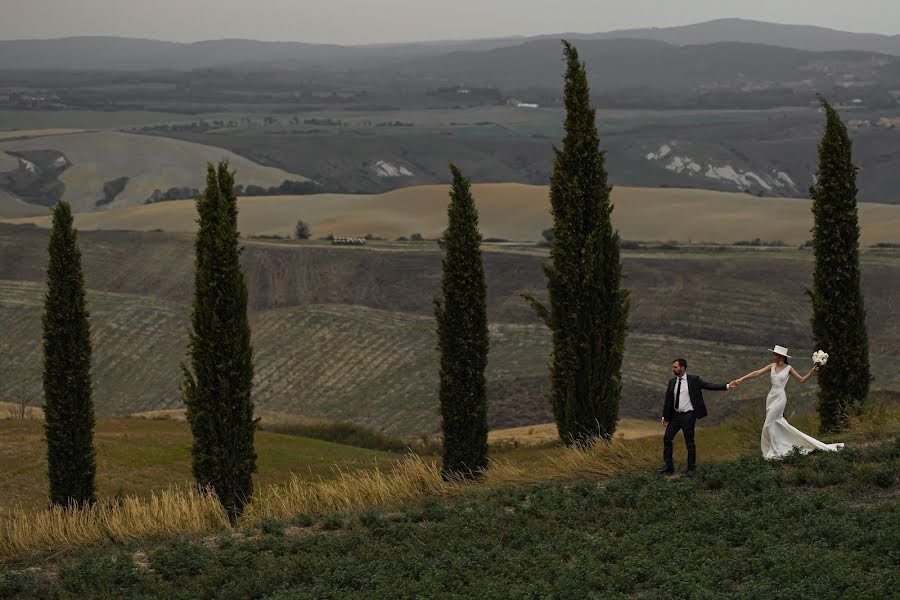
[0,280,189,415]
[3,280,898,435]
[252,306,439,432]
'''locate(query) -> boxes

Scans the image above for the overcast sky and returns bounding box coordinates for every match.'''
[2,1,898,44]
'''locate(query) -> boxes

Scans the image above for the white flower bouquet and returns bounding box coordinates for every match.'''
[812,350,829,367]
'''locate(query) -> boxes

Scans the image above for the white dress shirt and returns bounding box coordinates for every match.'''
[674,374,693,412]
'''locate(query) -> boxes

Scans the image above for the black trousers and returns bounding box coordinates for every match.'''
[663,411,697,469]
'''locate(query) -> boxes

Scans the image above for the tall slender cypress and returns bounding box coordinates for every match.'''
[42,201,96,507]
[434,164,490,477]
[808,98,871,432]
[182,161,257,520]
[522,41,629,445]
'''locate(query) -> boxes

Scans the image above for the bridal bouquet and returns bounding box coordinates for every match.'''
[812,350,829,367]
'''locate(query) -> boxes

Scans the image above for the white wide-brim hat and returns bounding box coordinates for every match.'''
[768,345,792,358]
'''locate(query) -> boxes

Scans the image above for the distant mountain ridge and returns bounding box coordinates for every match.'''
[591,18,900,56]
[0,18,898,70]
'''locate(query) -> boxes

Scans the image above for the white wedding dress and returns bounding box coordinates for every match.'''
[761,363,844,460]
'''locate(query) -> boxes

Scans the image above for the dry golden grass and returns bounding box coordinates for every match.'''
[128,408,187,421]
[0,488,227,560]
[489,418,660,446]
[485,438,662,487]
[244,457,449,522]
[845,392,900,442]
[0,401,43,420]
[5,183,899,244]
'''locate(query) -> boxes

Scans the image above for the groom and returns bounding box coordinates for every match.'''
[658,357,736,474]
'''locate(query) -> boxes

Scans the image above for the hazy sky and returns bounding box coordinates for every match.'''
[2,1,898,44]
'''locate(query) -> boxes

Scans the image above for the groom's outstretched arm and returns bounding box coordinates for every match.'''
[698,377,730,391]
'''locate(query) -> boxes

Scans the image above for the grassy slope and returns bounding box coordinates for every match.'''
[0,418,395,518]
[1,432,896,599]
[0,412,666,516]
[5,183,900,244]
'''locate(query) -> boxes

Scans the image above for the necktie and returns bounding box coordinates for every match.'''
[675,377,682,411]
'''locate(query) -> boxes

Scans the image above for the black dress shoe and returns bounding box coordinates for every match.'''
[684,466,697,474]
[657,466,675,474]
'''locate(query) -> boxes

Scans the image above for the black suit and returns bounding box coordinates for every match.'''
[662,374,728,470]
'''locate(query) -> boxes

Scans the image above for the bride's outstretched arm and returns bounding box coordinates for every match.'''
[736,364,771,385]
[790,365,818,383]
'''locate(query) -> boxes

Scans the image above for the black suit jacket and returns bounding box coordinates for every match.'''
[663,374,728,421]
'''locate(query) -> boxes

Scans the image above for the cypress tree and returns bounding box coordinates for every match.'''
[808,98,871,432]
[182,161,257,520]
[522,41,629,445]
[42,201,96,507]
[434,164,490,478]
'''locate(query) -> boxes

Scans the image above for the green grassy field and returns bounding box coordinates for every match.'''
[0,418,396,518]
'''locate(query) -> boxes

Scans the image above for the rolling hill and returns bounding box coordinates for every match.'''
[5,184,899,245]
[0,131,310,215]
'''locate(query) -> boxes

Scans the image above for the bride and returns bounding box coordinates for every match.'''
[735,345,844,460]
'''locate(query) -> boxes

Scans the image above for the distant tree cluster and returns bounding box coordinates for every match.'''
[145,186,199,204]
[295,219,311,240]
[137,120,232,134]
[95,176,129,207]
[237,180,321,197]
[144,180,323,205]
[734,238,787,247]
